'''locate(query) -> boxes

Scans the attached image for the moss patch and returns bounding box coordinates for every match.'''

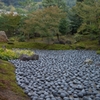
[0,59,30,100]
[97,50,100,54]
[0,35,100,50]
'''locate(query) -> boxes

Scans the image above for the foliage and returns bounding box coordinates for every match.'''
[18,35,26,42]
[89,34,98,40]
[13,49,34,56]
[97,50,100,54]
[0,48,34,60]
[74,34,84,42]
[74,0,100,35]
[59,18,71,35]
[22,6,66,41]
[0,48,17,60]
[67,8,83,34]
[0,12,21,37]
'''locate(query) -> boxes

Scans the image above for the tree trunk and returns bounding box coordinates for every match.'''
[99,39,100,45]
[56,33,60,41]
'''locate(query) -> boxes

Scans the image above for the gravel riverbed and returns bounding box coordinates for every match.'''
[10,50,100,100]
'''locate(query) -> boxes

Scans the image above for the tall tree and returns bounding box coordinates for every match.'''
[74,0,100,43]
[59,18,71,35]
[67,8,82,34]
[0,12,21,37]
[22,6,66,42]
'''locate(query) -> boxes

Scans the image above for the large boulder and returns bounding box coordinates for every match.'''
[19,54,39,61]
[0,31,8,42]
[19,54,30,61]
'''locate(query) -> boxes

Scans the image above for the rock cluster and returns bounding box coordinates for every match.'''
[10,50,100,100]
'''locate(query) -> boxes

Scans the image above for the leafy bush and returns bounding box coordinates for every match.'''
[90,34,98,40]
[0,48,17,60]
[18,36,26,42]
[74,34,84,42]
[0,48,34,60]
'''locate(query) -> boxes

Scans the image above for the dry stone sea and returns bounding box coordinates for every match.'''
[10,50,100,100]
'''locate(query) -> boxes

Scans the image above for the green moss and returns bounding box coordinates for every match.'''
[97,50,100,54]
[0,36,100,50]
[0,42,72,50]
[75,40,100,50]
[0,60,28,97]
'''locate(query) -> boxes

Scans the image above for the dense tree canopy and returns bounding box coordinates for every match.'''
[73,0,100,43]
[22,6,66,41]
[0,0,100,45]
[0,12,21,37]
[74,0,100,34]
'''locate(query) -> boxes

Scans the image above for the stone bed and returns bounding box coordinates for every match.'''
[10,50,100,100]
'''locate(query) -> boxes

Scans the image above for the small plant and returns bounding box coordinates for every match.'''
[0,48,34,60]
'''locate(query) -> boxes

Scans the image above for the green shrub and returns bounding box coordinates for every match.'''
[18,36,26,42]
[74,34,84,42]
[0,48,34,60]
[90,34,98,40]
